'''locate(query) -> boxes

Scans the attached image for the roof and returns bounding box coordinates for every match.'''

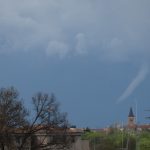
[128,107,134,117]
[138,124,150,129]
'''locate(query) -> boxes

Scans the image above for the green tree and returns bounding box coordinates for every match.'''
[81,129,137,150]
[139,132,150,150]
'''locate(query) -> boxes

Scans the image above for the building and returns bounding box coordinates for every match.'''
[127,107,136,129]
[126,107,150,131]
[0,127,85,150]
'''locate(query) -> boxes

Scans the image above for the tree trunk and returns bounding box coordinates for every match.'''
[1,143,5,150]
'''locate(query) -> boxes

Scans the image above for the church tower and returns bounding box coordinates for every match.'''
[127,107,136,128]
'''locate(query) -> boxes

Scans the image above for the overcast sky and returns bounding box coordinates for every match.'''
[0,0,150,127]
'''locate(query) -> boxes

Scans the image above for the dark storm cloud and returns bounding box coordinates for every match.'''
[0,0,150,61]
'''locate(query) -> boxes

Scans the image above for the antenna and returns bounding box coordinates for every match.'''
[134,99,138,124]
[135,99,139,150]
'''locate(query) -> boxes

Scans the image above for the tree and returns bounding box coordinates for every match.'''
[139,132,150,150]
[81,129,137,150]
[19,92,70,150]
[0,87,71,150]
[0,87,28,150]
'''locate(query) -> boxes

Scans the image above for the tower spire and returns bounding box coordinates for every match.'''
[128,107,134,117]
[127,107,136,128]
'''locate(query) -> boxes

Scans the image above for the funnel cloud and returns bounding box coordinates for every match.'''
[117,64,149,103]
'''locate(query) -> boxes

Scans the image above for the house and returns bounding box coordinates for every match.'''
[0,126,84,150]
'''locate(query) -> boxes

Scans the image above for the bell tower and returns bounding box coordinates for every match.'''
[128,107,135,128]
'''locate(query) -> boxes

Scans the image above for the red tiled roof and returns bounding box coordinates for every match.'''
[138,124,150,129]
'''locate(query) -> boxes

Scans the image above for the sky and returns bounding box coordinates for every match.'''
[0,0,150,128]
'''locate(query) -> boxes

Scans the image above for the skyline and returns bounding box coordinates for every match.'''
[0,0,150,127]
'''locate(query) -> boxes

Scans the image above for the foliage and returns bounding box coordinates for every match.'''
[82,129,150,150]
[81,131,104,140]
[81,129,137,150]
[139,131,150,150]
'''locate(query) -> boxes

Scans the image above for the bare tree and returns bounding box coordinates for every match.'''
[19,92,71,150]
[0,87,72,150]
[0,87,28,150]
